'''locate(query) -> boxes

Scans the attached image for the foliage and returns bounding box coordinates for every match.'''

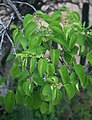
[0,6,92,114]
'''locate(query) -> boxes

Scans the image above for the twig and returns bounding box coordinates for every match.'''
[0,14,16,54]
[6,33,16,55]
[87,71,92,75]
[0,31,5,50]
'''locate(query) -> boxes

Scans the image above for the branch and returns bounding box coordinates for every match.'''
[0,3,11,9]
[4,0,23,22]
[0,31,5,49]
[12,1,37,12]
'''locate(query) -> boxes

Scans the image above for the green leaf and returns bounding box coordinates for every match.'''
[68,11,80,23]
[13,30,27,49]
[23,14,34,27]
[41,13,51,24]
[49,35,68,49]
[51,76,58,84]
[17,70,29,80]
[38,58,48,78]
[53,89,62,105]
[4,90,15,112]
[70,72,78,85]
[49,21,62,29]
[69,33,77,49]
[83,75,88,89]
[24,92,42,109]
[42,84,53,101]
[28,34,41,48]
[0,77,6,85]
[77,33,85,46]
[32,71,45,86]
[71,46,78,55]
[64,51,71,63]
[74,64,85,88]
[23,80,33,95]
[13,29,19,44]
[60,6,68,11]
[50,49,60,65]
[30,56,37,73]
[64,84,75,100]
[10,24,17,30]
[47,63,55,76]
[52,11,61,21]
[18,80,25,96]
[7,53,15,61]
[24,22,37,38]
[10,65,20,78]
[87,50,92,65]
[59,65,69,84]
[36,11,43,15]
[40,102,49,114]
[15,89,24,105]
[50,26,62,36]
[71,11,80,22]
[19,34,28,50]
[47,76,58,84]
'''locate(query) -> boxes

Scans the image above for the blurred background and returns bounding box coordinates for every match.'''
[0,0,92,120]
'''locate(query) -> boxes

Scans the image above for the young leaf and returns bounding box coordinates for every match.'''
[50,49,60,65]
[74,64,85,88]
[4,90,15,112]
[64,84,75,100]
[87,50,92,65]
[30,56,37,73]
[38,58,48,78]
[48,76,58,84]
[59,65,69,84]
[71,11,80,22]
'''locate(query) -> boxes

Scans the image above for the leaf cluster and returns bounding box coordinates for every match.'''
[1,7,92,114]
